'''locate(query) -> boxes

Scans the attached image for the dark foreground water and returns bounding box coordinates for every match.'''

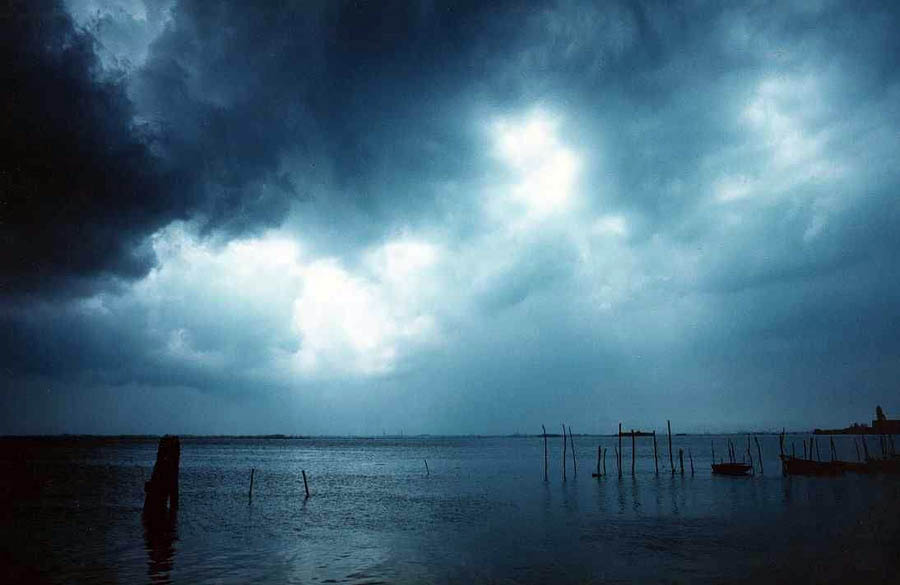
[1,435,898,584]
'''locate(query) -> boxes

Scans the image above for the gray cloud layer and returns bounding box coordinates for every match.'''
[3,0,899,434]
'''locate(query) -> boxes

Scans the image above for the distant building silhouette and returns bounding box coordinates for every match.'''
[872,405,900,434]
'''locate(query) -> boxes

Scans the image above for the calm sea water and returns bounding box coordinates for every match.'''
[1,435,898,584]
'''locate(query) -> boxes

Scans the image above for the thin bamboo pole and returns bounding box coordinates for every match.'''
[667,420,674,475]
[569,426,577,477]
[631,429,636,476]
[653,432,659,474]
[754,436,764,474]
[542,425,548,482]
[562,424,567,482]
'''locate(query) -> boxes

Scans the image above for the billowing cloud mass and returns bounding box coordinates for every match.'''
[3,0,899,435]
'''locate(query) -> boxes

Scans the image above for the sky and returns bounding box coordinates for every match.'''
[3,0,899,435]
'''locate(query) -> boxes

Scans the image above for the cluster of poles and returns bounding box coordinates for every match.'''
[541,420,695,480]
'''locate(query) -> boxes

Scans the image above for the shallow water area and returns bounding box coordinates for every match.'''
[1,435,898,584]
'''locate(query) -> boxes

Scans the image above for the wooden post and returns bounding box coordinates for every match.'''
[602,447,607,476]
[542,425,548,482]
[688,449,694,476]
[779,429,785,457]
[746,436,753,471]
[302,470,310,498]
[143,435,180,517]
[424,459,430,476]
[711,441,716,464]
[653,432,659,474]
[249,468,255,504]
[569,426,577,477]
[596,445,601,477]
[861,435,870,460]
[631,429,636,476]
[754,436,764,474]
[814,437,821,462]
[678,448,684,475]
[803,439,807,460]
[829,437,836,462]
[614,445,620,478]
[854,438,861,462]
[618,423,623,478]
[667,420,674,475]
[562,424,567,481]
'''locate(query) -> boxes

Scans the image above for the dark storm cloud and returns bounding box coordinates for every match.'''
[3,0,900,434]
[1,0,178,297]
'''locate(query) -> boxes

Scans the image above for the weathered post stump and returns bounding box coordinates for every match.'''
[144,435,180,517]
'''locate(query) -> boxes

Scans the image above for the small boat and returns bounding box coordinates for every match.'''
[711,462,752,476]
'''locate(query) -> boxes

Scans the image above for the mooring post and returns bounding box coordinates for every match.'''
[631,429,636,476]
[653,431,659,474]
[424,459,430,476]
[302,470,310,498]
[542,424,548,482]
[143,435,180,517]
[678,448,684,475]
[562,424,567,481]
[711,441,715,464]
[689,449,694,475]
[667,420,674,475]
[861,435,870,460]
[754,436,764,474]
[615,445,620,478]
[815,437,821,462]
[249,468,255,504]
[779,429,785,458]
[854,438,861,462]
[829,437,837,462]
[803,439,807,460]
[596,445,601,477]
[602,447,607,476]
[569,426,577,477]
[746,436,754,471]
[618,423,623,478]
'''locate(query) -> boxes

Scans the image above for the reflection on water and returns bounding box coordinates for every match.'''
[0,435,898,584]
[143,509,177,584]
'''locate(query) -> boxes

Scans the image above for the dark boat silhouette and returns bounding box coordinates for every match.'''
[711,462,752,476]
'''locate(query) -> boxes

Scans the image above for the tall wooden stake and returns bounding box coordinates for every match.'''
[596,445,601,477]
[569,426,577,477]
[302,470,310,498]
[248,468,255,504]
[562,424,567,481]
[861,435,870,460]
[814,437,821,461]
[829,437,837,462]
[754,436,764,474]
[667,420,674,475]
[602,447,607,476]
[688,449,694,475]
[854,438,861,462]
[542,424,548,482]
[711,441,716,464]
[424,459,430,476]
[618,423,623,478]
[614,445,620,478]
[631,429,636,476]
[653,432,659,474]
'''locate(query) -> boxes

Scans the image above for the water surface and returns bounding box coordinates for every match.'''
[1,435,898,584]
